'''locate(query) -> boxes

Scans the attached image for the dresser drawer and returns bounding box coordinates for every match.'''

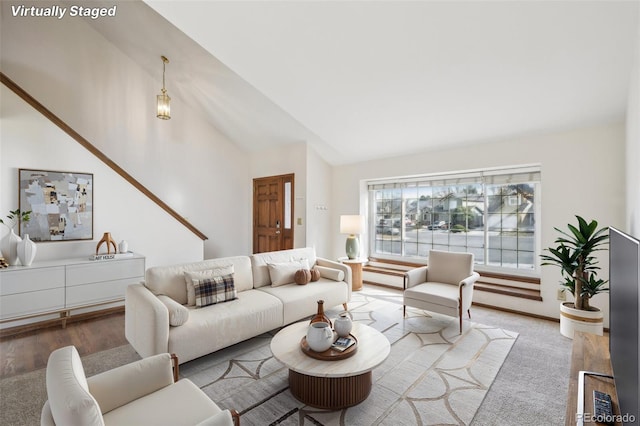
[65,277,136,307]
[0,288,65,319]
[0,266,65,296]
[66,258,145,286]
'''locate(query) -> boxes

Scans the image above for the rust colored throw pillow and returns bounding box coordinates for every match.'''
[294,269,311,285]
[310,267,321,282]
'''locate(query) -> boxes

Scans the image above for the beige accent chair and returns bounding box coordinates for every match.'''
[403,250,480,333]
[41,346,239,426]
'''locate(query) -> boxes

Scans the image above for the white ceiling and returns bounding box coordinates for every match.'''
[96,1,639,165]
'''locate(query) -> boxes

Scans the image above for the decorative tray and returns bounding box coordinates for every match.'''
[300,334,358,360]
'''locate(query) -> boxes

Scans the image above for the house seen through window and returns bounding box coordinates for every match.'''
[368,165,540,273]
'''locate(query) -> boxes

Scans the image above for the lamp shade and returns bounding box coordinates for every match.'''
[156,55,171,120]
[157,92,171,120]
[340,215,365,235]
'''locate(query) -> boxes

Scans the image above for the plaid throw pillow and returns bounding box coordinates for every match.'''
[193,273,237,308]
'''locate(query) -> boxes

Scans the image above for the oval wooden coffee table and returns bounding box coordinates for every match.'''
[270,321,390,409]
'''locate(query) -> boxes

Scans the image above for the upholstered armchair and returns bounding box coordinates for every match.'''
[41,346,240,426]
[403,250,480,333]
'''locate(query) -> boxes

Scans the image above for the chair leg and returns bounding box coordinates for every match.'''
[403,305,406,317]
[231,409,240,426]
[468,309,471,319]
[343,303,348,311]
[170,354,179,383]
[459,315,463,334]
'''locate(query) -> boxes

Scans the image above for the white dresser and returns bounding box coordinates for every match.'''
[0,254,145,330]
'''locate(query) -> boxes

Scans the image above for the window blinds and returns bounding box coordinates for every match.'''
[367,164,541,190]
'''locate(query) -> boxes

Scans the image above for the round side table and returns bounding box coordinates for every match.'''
[339,257,368,291]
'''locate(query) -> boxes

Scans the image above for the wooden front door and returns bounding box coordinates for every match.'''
[253,173,294,253]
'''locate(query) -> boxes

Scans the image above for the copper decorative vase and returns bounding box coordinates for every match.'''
[310,300,332,327]
[96,232,117,254]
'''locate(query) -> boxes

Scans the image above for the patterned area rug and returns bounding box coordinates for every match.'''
[181,288,518,425]
[0,287,517,426]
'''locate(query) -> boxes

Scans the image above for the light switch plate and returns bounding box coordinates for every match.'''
[557,289,566,301]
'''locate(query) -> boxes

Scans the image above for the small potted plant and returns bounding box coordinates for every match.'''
[540,215,609,338]
[0,208,31,231]
[0,209,32,266]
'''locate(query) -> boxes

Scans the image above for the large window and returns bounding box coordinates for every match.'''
[369,166,540,273]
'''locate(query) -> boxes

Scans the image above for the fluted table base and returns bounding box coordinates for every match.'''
[289,370,372,409]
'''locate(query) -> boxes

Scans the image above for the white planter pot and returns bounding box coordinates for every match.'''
[559,302,603,339]
[17,233,37,266]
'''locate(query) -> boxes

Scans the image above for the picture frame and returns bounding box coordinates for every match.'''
[18,169,93,242]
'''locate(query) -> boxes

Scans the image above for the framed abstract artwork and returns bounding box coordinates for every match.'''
[18,169,93,242]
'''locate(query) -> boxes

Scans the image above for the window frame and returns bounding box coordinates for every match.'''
[366,165,542,277]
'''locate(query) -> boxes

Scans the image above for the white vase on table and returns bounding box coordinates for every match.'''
[334,311,353,338]
[1,228,22,266]
[17,233,37,266]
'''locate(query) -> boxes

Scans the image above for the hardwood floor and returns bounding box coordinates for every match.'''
[0,312,127,379]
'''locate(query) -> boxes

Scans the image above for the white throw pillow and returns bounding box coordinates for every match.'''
[157,295,190,326]
[267,259,310,287]
[184,266,234,306]
[315,266,345,282]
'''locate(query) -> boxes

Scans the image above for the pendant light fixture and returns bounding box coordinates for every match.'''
[157,55,171,120]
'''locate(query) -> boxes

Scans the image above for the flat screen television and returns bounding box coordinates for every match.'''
[609,227,640,425]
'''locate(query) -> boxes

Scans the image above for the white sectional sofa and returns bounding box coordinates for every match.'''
[125,247,351,364]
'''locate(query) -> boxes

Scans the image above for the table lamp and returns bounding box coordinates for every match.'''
[340,215,365,259]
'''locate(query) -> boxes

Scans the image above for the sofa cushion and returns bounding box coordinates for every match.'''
[168,290,283,363]
[258,278,349,324]
[145,256,252,305]
[194,273,237,308]
[404,282,460,309]
[87,353,175,415]
[251,248,318,288]
[46,346,105,426]
[267,259,310,287]
[102,379,221,426]
[157,295,189,327]
[184,266,234,306]
[194,410,235,426]
[427,250,474,285]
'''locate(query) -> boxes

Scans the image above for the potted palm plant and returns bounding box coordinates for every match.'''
[540,215,609,338]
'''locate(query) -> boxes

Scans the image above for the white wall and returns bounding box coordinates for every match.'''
[332,122,626,324]
[249,142,307,249]
[0,85,202,268]
[1,4,251,261]
[306,144,333,256]
[627,23,640,237]
[247,142,334,255]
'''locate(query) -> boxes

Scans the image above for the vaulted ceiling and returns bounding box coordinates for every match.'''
[89,1,638,165]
